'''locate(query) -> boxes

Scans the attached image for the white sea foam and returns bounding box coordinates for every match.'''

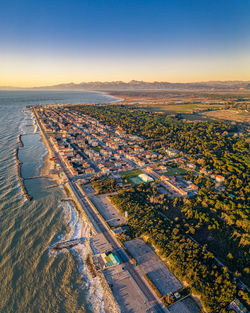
[19,110,36,135]
[32,114,38,133]
[19,116,28,135]
[33,124,38,134]
[0,90,121,313]
[58,201,106,313]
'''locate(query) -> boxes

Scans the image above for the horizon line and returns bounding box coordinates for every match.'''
[1,79,250,89]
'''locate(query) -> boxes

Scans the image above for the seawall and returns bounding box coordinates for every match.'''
[15,148,32,201]
[31,107,121,312]
[18,134,24,147]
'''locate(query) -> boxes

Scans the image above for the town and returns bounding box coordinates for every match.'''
[33,105,207,313]
[36,105,222,197]
[29,104,249,313]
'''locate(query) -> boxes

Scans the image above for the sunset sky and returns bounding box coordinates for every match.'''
[0,0,250,87]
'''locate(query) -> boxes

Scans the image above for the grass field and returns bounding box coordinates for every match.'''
[202,109,250,123]
[121,169,144,185]
[164,167,186,176]
[129,176,144,185]
[121,169,143,178]
[140,103,222,113]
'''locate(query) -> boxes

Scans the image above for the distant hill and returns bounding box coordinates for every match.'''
[1,80,250,91]
[35,80,250,91]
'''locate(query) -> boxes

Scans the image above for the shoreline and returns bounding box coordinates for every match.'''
[34,110,120,313]
[39,148,58,181]
[98,90,124,103]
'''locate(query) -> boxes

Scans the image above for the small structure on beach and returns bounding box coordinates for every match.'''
[101,252,120,267]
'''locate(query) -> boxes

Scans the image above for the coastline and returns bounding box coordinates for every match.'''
[35,111,120,313]
[96,90,124,103]
[39,149,57,180]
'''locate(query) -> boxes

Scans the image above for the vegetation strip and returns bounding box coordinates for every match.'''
[74,105,249,284]
[110,185,237,312]
[71,104,249,312]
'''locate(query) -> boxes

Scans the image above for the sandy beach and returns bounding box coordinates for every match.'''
[40,152,52,176]
[38,140,120,313]
[39,136,63,183]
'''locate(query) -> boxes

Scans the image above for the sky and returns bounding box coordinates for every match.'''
[0,0,250,87]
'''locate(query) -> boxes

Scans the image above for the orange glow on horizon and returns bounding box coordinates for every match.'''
[0,52,249,87]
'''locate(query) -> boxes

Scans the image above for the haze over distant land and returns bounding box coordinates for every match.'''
[1,80,250,91]
[19,80,250,91]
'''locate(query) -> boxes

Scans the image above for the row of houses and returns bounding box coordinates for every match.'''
[160,175,198,197]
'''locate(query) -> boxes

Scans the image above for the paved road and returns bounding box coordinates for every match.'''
[33,108,165,312]
[72,182,165,313]
[69,141,100,173]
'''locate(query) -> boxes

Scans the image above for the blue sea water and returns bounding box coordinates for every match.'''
[0,90,118,313]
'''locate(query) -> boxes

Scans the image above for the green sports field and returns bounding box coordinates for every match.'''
[164,167,186,176]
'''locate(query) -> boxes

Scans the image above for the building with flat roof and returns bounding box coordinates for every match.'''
[101,252,120,267]
[228,299,248,313]
[138,173,154,183]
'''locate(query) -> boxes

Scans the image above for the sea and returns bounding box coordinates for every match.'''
[0,90,119,313]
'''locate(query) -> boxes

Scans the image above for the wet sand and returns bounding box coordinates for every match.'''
[39,138,62,183]
[40,152,55,178]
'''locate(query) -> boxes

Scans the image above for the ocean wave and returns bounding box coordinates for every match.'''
[38,149,48,170]
[56,201,106,313]
[0,182,21,202]
[0,91,120,313]
[19,110,35,135]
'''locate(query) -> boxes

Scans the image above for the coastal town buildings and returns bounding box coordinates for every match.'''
[32,105,235,313]
[37,106,229,198]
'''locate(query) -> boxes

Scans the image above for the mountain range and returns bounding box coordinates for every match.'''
[1,80,250,91]
[37,80,250,91]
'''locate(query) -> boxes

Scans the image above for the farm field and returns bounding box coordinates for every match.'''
[140,103,222,113]
[202,109,250,123]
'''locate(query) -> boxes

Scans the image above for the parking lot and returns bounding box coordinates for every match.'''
[124,238,182,296]
[81,184,95,195]
[168,297,201,313]
[90,195,126,227]
[90,233,112,254]
[104,264,154,313]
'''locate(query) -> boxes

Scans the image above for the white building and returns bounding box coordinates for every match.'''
[138,173,154,183]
